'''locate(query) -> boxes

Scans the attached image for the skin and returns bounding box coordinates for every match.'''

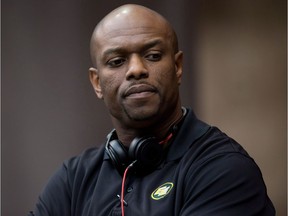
[89,4,184,146]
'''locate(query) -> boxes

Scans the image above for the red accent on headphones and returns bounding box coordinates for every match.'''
[159,133,173,145]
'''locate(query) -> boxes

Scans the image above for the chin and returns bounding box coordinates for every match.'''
[125,106,159,122]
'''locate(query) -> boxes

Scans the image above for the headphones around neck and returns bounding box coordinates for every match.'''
[105,131,164,175]
[105,107,187,176]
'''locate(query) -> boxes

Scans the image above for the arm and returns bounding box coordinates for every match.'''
[180,153,275,216]
[33,163,72,216]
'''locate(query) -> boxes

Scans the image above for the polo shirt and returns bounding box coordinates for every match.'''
[32,108,275,215]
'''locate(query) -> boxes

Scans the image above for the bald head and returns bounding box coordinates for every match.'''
[90,4,178,67]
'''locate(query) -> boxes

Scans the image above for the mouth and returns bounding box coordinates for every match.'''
[123,83,157,98]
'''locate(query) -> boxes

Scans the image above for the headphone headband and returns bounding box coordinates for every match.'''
[105,107,187,175]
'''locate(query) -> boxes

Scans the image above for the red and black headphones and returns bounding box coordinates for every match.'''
[105,107,187,176]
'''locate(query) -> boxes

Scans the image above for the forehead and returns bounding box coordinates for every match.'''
[94,18,171,53]
[90,6,175,65]
[100,27,167,46]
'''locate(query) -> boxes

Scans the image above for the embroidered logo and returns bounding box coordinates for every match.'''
[151,182,174,200]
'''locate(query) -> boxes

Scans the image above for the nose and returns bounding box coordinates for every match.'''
[126,54,148,80]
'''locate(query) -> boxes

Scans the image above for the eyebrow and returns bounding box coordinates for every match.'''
[102,39,164,57]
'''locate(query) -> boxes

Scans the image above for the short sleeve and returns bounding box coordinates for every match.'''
[180,153,275,216]
[33,162,72,216]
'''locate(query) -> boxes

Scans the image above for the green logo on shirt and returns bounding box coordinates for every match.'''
[151,182,174,200]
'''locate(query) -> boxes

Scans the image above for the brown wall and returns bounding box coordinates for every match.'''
[2,0,286,215]
[194,1,286,215]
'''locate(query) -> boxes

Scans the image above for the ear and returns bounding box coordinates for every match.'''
[174,51,183,85]
[89,67,103,99]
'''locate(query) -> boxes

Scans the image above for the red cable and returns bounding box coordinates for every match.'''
[120,133,173,215]
[159,132,173,145]
[121,161,136,216]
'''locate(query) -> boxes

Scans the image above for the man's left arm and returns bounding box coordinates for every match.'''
[180,153,275,216]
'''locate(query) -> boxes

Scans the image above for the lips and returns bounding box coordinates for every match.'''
[124,83,157,97]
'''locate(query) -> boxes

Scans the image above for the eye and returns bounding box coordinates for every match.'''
[107,57,126,67]
[145,52,162,61]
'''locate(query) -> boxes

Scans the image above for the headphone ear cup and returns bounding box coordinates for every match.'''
[129,136,164,174]
[106,139,130,174]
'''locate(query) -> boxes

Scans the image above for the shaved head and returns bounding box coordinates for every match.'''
[88,3,183,140]
[90,4,178,67]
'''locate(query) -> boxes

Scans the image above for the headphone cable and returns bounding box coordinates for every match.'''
[121,161,136,216]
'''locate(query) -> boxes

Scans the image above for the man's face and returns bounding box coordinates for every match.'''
[90,10,182,128]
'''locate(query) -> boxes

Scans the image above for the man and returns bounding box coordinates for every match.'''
[31,4,275,216]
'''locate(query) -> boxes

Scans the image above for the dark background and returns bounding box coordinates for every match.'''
[2,0,286,215]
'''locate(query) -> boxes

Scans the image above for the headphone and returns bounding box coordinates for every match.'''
[105,130,164,176]
[105,108,187,176]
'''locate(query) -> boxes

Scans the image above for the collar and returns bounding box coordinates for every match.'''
[103,108,210,162]
[165,108,211,161]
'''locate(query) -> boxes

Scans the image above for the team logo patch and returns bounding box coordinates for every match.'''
[151,182,174,200]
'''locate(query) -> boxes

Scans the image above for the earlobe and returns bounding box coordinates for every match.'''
[89,67,103,99]
[174,51,183,85]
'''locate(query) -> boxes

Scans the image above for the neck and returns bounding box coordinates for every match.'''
[112,106,185,147]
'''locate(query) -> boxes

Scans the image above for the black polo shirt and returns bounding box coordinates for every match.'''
[33,109,275,216]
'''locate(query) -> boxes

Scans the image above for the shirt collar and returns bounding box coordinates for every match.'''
[165,108,211,161]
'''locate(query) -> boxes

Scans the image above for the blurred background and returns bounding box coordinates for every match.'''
[2,0,286,215]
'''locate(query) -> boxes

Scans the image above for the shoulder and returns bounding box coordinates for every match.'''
[188,126,251,163]
[181,152,275,215]
[189,151,262,185]
[43,146,104,187]
[34,146,106,215]
[63,146,105,180]
[42,146,105,200]
[185,125,262,179]
[181,132,275,214]
[180,125,267,195]
[64,147,103,169]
